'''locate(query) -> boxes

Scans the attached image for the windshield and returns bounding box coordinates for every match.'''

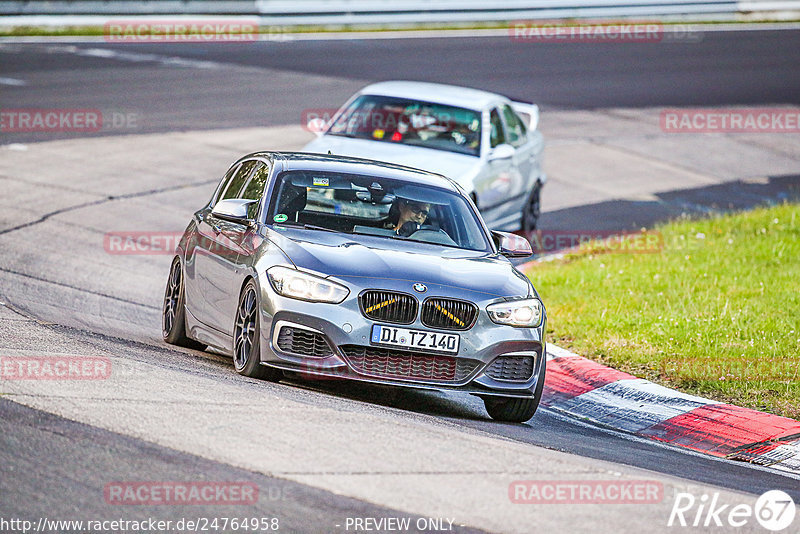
[327,95,481,157]
[267,170,491,252]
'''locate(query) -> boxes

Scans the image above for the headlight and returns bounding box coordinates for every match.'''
[486,298,543,327]
[267,266,349,304]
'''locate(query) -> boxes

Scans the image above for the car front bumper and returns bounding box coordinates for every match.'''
[256,276,546,400]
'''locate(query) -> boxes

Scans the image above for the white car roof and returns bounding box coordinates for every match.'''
[358,81,507,111]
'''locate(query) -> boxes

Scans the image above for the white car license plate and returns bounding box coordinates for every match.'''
[371,325,459,354]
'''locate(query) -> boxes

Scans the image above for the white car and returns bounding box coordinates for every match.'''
[303,81,545,232]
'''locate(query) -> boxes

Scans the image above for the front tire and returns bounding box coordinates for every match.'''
[163,257,206,350]
[233,280,281,381]
[484,355,546,423]
[521,182,542,234]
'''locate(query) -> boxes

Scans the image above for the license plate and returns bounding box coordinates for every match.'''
[371,325,459,354]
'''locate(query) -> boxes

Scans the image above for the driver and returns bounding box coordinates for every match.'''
[394,199,431,235]
[386,198,431,236]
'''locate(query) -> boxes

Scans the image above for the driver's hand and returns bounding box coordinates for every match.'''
[397,221,420,237]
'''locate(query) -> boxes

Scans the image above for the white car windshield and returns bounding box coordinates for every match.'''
[327,95,481,157]
[267,170,491,252]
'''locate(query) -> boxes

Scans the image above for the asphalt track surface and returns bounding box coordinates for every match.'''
[1,29,799,533]
[2,398,487,534]
[1,28,799,142]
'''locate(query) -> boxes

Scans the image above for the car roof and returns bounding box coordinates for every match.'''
[244,151,461,192]
[358,81,507,110]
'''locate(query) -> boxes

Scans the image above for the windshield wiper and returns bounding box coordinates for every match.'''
[303,224,345,233]
[274,222,341,233]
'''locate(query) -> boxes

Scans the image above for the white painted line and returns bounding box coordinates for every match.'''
[555,378,717,433]
[0,77,26,86]
[2,144,29,151]
[0,36,108,43]
[546,344,582,360]
[46,45,224,70]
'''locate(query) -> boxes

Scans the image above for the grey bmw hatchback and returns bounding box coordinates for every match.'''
[163,152,546,422]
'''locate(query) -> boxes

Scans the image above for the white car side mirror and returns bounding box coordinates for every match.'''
[306,117,327,137]
[488,144,515,161]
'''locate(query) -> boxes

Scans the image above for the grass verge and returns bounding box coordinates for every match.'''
[525,203,799,419]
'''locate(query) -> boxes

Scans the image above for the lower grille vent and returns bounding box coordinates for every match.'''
[276,326,333,358]
[485,356,535,381]
[340,345,478,383]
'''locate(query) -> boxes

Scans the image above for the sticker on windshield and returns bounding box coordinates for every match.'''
[312,177,329,187]
[273,214,288,223]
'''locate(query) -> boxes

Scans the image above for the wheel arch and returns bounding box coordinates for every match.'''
[239,274,256,297]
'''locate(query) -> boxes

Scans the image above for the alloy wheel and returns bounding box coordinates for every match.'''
[234,287,257,370]
[163,260,181,336]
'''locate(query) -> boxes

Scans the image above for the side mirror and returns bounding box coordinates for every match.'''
[211,199,256,224]
[306,117,327,137]
[492,230,532,258]
[488,143,515,162]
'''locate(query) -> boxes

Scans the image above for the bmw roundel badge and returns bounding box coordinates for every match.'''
[413,283,427,293]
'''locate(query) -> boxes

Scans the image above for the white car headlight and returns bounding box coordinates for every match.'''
[486,298,543,327]
[267,266,349,304]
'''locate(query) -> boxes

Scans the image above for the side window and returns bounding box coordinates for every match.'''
[219,160,258,201]
[238,162,271,219]
[501,105,527,147]
[213,163,240,205]
[490,109,506,148]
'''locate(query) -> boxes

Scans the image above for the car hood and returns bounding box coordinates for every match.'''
[265,227,531,299]
[303,135,481,190]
